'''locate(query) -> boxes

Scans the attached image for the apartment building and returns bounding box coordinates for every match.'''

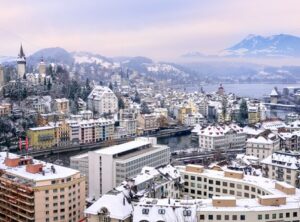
[279,131,300,151]
[0,152,85,222]
[198,124,246,150]
[27,126,56,149]
[261,151,300,188]
[87,85,118,115]
[53,98,70,114]
[246,131,280,160]
[71,137,170,200]
[78,118,114,144]
[137,113,159,134]
[119,108,137,136]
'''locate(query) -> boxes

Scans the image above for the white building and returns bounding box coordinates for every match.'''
[85,164,183,222]
[119,108,137,136]
[198,124,246,150]
[183,112,206,126]
[87,85,118,115]
[246,132,280,160]
[261,151,300,188]
[70,137,170,200]
[85,164,300,222]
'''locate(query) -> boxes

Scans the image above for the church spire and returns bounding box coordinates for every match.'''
[19,44,25,58]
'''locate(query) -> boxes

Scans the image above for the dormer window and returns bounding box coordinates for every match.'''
[158,209,165,215]
[142,208,149,215]
[183,209,192,216]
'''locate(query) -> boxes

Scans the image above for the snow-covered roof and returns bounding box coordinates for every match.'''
[270,88,279,96]
[261,151,300,170]
[85,191,133,220]
[198,124,244,137]
[247,136,277,145]
[0,152,79,182]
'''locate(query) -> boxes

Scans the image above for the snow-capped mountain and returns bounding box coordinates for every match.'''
[221,34,300,57]
[71,51,120,68]
[181,51,206,58]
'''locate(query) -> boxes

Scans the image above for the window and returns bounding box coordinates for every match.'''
[217,215,221,220]
[183,210,191,216]
[240,215,245,220]
[209,180,213,184]
[197,177,202,181]
[191,176,195,180]
[265,214,269,220]
[286,212,290,218]
[230,183,235,188]
[293,212,298,217]
[232,215,237,220]
[158,209,165,215]
[216,181,221,185]
[223,182,227,186]
[244,185,249,190]
[142,209,149,215]
[272,214,276,219]
[184,175,189,179]
[200,215,205,220]
[208,215,213,220]
[258,215,262,220]
[225,215,229,220]
[279,213,283,218]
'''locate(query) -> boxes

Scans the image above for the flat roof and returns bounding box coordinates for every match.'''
[0,152,79,182]
[93,139,152,156]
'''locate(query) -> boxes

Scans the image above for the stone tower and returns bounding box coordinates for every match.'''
[17,44,26,79]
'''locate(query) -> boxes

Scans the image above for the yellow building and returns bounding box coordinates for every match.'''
[53,121,70,146]
[178,102,197,124]
[248,106,260,124]
[27,126,56,149]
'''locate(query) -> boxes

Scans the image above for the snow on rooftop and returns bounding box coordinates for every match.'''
[0,152,79,182]
[93,138,152,156]
[85,191,133,219]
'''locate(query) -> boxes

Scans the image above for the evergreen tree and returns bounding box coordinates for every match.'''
[22,88,27,99]
[118,97,125,109]
[141,102,150,114]
[108,82,113,90]
[238,99,248,124]
[47,80,52,91]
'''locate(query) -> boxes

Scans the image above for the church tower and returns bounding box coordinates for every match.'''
[17,44,26,79]
[39,56,46,75]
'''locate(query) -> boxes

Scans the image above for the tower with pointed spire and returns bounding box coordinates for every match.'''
[17,44,26,79]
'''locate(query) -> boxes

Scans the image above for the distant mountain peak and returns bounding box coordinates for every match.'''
[223,34,300,57]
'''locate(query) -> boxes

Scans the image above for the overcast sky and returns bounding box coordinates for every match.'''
[1,0,300,60]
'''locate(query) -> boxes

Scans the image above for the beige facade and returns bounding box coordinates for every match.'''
[53,98,70,114]
[0,153,86,222]
[137,113,159,133]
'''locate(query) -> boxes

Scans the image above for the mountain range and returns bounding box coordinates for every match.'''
[1,34,300,84]
[182,34,300,58]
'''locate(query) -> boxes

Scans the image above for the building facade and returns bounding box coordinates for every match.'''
[0,152,86,222]
[87,86,118,115]
[198,124,246,150]
[261,151,300,188]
